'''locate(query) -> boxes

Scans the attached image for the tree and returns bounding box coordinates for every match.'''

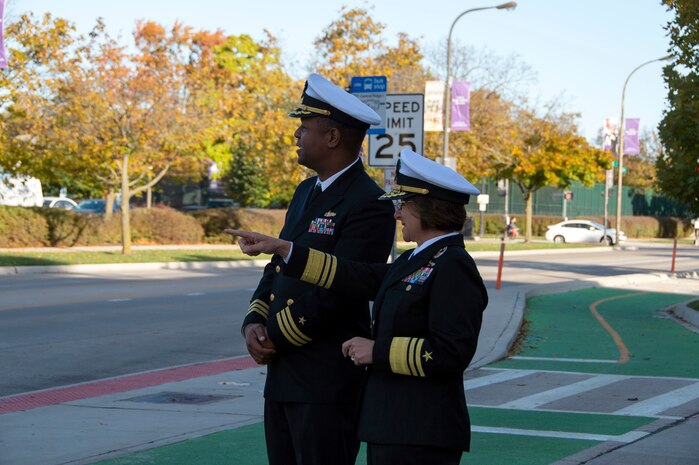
[657,0,699,217]
[2,17,222,253]
[311,6,386,86]
[0,13,81,187]
[211,33,301,207]
[496,107,612,241]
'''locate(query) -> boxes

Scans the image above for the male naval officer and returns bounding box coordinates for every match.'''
[238,73,395,465]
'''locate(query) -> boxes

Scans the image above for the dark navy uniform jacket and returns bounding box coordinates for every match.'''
[284,233,488,451]
[241,160,395,404]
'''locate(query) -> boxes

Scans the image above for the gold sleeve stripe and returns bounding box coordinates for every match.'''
[276,311,303,346]
[319,253,337,289]
[277,308,312,346]
[390,337,411,375]
[389,337,426,377]
[282,308,312,343]
[413,338,426,377]
[300,249,337,289]
[247,300,270,319]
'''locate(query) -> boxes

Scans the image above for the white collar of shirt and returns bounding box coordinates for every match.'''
[409,232,460,260]
[316,157,359,191]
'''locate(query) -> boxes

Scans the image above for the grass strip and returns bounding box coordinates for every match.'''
[0,249,270,267]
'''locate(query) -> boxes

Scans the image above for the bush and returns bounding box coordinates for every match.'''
[189,208,286,243]
[0,206,48,247]
[128,207,204,244]
[40,208,95,246]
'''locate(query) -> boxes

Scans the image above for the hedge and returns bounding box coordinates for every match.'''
[0,205,694,248]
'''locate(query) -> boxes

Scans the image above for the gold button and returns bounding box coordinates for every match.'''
[287,299,294,306]
[270,293,275,302]
[275,265,281,273]
[406,284,412,291]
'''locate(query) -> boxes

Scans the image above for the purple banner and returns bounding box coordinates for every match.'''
[0,0,6,69]
[450,81,470,131]
[624,118,640,155]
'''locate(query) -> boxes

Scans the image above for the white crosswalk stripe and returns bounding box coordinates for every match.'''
[614,381,699,416]
[498,374,626,409]
[463,369,532,391]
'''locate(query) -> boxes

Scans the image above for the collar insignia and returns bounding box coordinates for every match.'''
[432,247,447,260]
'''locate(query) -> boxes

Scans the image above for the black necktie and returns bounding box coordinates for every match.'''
[305,183,322,210]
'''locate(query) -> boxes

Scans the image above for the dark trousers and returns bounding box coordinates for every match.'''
[367,443,462,465]
[264,399,359,465]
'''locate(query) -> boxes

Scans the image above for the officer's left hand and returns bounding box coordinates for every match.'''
[342,337,374,366]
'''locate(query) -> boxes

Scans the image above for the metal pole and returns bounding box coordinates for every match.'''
[671,238,678,273]
[442,3,517,165]
[614,55,672,245]
[495,239,505,290]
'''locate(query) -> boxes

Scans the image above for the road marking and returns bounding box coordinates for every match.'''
[463,369,532,391]
[499,374,625,409]
[108,298,132,302]
[510,356,617,364]
[614,381,699,416]
[589,292,646,363]
[472,425,648,443]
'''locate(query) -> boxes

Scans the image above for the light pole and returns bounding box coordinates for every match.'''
[614,54,672,245]
[442,2,517,166]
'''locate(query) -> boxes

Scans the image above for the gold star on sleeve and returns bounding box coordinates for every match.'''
[422,351,433,362]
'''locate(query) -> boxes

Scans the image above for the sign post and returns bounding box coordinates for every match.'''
[367,93,424,168]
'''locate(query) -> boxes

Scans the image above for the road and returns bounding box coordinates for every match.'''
[1,242,697,397]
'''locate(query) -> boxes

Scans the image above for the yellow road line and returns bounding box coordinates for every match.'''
[589,292,646,363]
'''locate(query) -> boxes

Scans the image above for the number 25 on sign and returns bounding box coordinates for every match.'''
[368,94,424,167]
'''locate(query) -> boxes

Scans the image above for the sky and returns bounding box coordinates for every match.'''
[8,0,673,143]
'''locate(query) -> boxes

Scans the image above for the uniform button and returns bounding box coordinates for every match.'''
[372,320,376,326]
[275,265,281,273]
[406,284,412,291]
[270,294,275,302]
[287,299,294,306]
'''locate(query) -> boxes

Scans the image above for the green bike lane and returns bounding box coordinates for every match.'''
[95,288,698,465]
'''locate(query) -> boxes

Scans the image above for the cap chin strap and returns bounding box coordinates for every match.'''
[297,103,331,116]
[394,184,429,195]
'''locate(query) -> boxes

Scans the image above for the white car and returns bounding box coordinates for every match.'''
[42,197,78,210]
[545,220,626,245]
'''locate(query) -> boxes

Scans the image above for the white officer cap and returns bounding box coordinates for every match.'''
[380,149,480,204]
[289,73,381,130]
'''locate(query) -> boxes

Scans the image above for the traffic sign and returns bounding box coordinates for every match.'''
[350,76,387,135]
[367,93,424,167]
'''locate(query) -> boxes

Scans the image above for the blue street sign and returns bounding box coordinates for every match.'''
[350,76,387,135]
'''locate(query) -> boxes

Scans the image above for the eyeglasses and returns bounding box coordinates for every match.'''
[392,199,410,211]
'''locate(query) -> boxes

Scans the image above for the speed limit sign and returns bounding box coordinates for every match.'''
[367,94,424,167]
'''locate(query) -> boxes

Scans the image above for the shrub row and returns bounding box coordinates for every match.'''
[0,206,206,248]
[0,205,693,248]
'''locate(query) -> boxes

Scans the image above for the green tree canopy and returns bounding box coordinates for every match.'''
[657,0,699,216]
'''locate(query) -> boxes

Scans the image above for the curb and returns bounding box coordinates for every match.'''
[0,259,271,276]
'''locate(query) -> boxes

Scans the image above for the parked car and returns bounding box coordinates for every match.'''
[76,199,120,213]
[181,198,239,211]
[42,196,78,210]
[544,220,626,245]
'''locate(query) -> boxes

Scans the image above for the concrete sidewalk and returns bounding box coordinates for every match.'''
[1,269,698,465]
